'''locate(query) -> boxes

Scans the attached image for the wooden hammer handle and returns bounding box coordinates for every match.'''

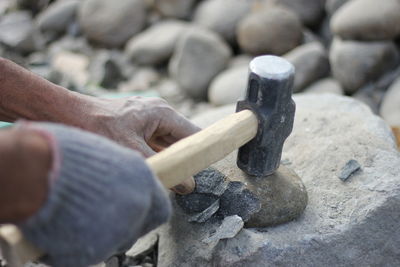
[149,110,258,188]
[0,110,258,265]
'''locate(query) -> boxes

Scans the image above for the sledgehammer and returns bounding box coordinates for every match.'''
[0,55,296,266]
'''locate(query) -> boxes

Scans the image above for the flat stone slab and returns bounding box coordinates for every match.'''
[154,94,400,266]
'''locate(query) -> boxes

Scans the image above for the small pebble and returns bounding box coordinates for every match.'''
[338,159,361,181]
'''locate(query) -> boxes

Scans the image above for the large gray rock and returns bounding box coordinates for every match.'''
[125,20,188,65]
[331,0,400,41]
[237,7,303,56]
[78,0,147,47]
[153,0,197,19]
[193,0,251,44]
[208,65,248,106]
[304,77,344,95]
[0,11,43,53]
[36,0,79,34]
[169,26,232,99]
[329,38,399,94]
[156,94,400,266]
[274,0,326,27]
[284,42,330,92]
[380,77,400,126]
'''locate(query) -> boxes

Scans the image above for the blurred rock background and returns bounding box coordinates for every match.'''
[0,0,398,128]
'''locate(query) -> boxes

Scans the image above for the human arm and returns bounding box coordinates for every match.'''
[0,57,200,193]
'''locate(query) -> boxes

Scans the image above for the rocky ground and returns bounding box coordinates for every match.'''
[0,0,400,266]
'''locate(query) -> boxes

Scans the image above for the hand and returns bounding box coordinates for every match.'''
[84,96,201,194]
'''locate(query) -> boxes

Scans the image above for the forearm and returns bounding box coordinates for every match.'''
[0,127,50,223]
[0,57,100,128]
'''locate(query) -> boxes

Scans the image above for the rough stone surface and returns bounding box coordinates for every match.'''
[36,0,79,34]
[216,181,262,223]
[188,200,220,223]
[213,157,307,227]
[329,38,399,94]
[175,164,306,227]
[284,42,330,92]
[169,26,231,99]
[274,0,326,27]
[202,215,244,244]
[304,78,344,95]
[193,0,251,44]
[153,0,197,19]
[193,168,228,196]
[0,11,43,53]
[331,0,400,41]
[237,7,303,56]
[125,20,188,65]
[208,65,248,106]
[156,94,400,266]
[380,77,400,126]
[78,0,147,47]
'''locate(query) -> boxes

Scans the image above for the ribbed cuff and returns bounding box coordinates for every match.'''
[18,122,171,267]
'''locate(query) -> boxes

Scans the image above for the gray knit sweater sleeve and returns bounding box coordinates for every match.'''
[18,122,171,267]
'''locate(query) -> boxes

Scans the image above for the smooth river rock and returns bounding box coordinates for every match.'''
[153,0,197,19]
[36,0,79,35]
[304,78,344,95]
[78,0,147,47]
[193,0,251,44]
[169,26,232,99]
[207,65,248,106]
[274,0,326,27]
[237,7,303,56]
[125,20,188,65]
[152,94,400,266]
[331,0,400,41]
[284,42,330,93]
[329,38,399,94]
[380,77,400,126]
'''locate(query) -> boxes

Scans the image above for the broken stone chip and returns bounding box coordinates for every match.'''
[338,159,361,181]
[202,215,244,244]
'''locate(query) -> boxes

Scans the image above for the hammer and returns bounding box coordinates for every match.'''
[0,55,296,266]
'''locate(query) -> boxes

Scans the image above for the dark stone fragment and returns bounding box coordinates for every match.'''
[188,200,220,223]
[194,168,228,196]
[175,193,219,214]
[217,181,261,222]
[339,159,361,181]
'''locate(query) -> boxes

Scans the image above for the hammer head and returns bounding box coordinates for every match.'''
[237,56,295,177]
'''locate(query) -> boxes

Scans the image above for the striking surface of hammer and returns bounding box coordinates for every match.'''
[237,56,296,176]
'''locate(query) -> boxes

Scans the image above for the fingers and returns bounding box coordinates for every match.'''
[171,177,195,195]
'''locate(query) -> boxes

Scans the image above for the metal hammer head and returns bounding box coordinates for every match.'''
[236,55,295,177]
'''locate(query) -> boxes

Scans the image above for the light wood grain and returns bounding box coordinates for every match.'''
[147,110,258,188]
[0,110,258,264]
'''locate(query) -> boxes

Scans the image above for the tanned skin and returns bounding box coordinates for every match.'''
[0,57,198,222]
